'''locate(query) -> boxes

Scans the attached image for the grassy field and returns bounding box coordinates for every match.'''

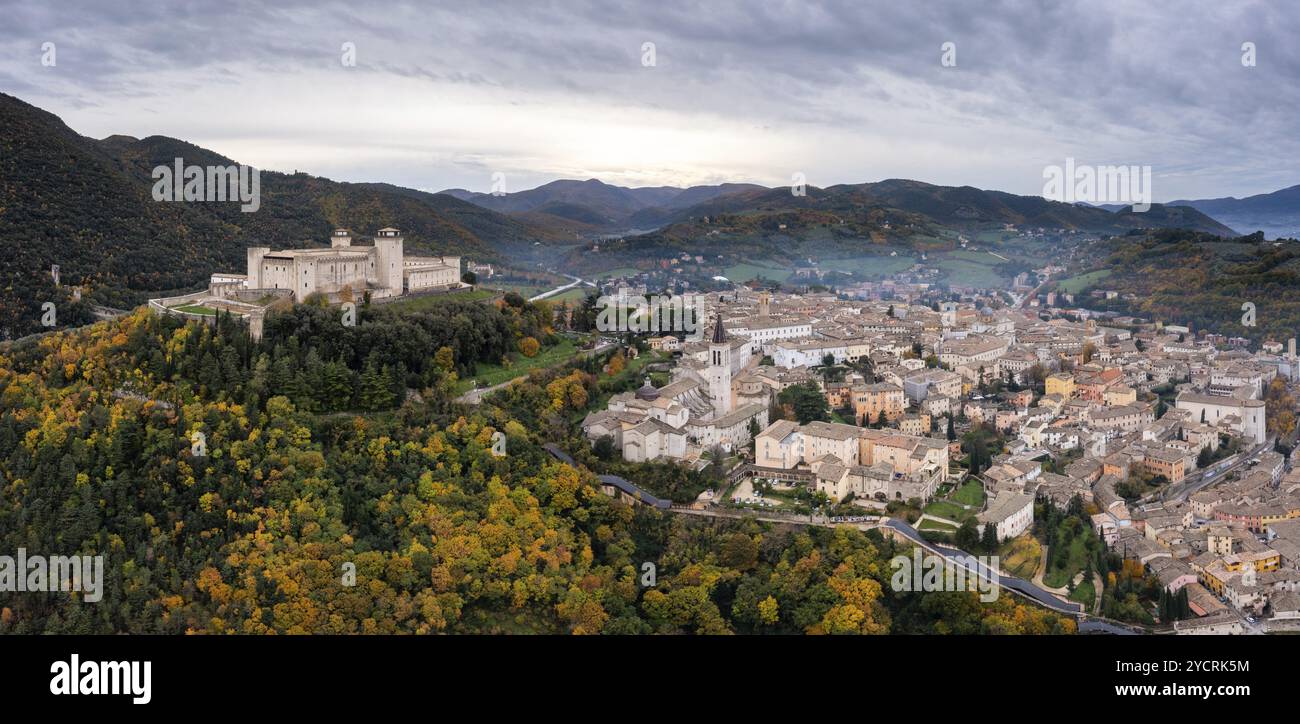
[1043,534,1091,589]
[383,288,494,313]
[918,518,958,532]
[544,288,591,303]
[974,229,1017,244]
[936,256,1005,289]
[998,533,1042,579]
[173,304,216,315]
[1055,269,1112,294]
[455,338,578,394]
[949,479,986,507]
[724,262,794,283]
[490,284,548,298]
[947,249,1004,264]
[921,479,984,523]
[825,255,916,279]
[1069,579,1095,609]
[922,499,974,523]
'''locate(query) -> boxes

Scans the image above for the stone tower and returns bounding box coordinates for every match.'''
[246,246,270,288]
[331,228,353,248]
[373,227,404,295]
[758,291,770,316]
[708,317,733,415]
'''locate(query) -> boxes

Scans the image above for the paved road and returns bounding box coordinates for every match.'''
[670,505,877,529]
[1016,281,1049,310]
[545,448,1146,629]
[529,273,594,302]
[1030,543,1070,596]
[1078,619,1141,635]
[882,518,1086,617]
[1153,438,1273,505]
[90,305,130,319]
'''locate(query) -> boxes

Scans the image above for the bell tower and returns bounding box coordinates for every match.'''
[708,317,733,414]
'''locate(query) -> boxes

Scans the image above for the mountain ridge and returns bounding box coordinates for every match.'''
[0,92,546,337]
[447,174,1239,240]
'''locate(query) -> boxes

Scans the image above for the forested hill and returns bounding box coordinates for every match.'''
[1068,229,1300,343]
[0,300,1075,634]
[0,92,543,339]
[578,182,1237,266]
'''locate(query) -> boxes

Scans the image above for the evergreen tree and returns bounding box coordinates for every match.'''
[955,518,980,551]
[322,359,354,411]
[980,520,999,552]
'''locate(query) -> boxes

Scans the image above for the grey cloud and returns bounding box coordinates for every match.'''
[0,0,1296,198]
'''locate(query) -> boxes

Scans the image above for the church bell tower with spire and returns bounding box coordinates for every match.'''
[708,317,733,414]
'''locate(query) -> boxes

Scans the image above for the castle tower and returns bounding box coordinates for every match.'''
[248,309,265,343]
[373,227,404,295]
[708,317,733,414]
[331,228,353,248]
[246,246,270,288]
[758,291,770,316]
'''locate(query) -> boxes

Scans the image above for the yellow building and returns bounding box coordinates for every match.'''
[1104,385,1137,406]
[852,383,905,425]
[1046,373,1075,398]
[1198,551,1281,595]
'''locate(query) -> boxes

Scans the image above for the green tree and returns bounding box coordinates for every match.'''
[955,519,980,551]
[980,520,999,552]
[779,382,830,424]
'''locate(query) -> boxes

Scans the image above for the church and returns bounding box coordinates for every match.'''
[581,317,768,466]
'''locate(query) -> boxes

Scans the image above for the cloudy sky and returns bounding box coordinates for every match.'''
[3,0,1297,200]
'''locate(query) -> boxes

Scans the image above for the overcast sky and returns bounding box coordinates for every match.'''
[3,0,1297,200]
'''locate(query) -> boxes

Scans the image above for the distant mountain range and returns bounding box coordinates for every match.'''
[1167,186,1300,240]
[441,179,766,231]
[446,177,1238,243]
[1091,186,1300,240]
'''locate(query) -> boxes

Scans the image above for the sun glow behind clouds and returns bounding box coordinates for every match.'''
[72,66,815,190]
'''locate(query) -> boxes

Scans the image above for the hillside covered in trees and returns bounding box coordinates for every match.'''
[1077,229,1300,344]
[0,297,1075,634]
[0,92,549,339]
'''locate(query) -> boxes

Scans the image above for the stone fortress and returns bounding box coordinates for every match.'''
[242,227,462,303]
[150,227,466,339]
